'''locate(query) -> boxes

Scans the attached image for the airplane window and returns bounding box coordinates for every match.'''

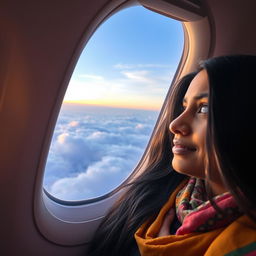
[43,6,184,201]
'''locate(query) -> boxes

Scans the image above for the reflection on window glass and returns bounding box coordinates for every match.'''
[43,6,184,201]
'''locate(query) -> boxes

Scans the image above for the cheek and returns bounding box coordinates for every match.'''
[194,124,207,176]
[195,122,207,155]
[171,125,207,178]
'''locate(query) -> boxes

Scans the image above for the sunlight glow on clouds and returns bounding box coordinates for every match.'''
[64,66,175,110]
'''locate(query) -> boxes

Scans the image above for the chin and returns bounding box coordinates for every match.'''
[172,161,205,179]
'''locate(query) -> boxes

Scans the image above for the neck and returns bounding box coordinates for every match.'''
[208,180,228,196]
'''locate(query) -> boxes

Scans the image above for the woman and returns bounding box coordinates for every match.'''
[87,55,256,256]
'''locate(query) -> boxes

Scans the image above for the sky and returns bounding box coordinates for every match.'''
[63,5,184,110]
[44,6,184,201]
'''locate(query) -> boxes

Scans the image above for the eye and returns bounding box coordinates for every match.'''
[198,104,208,114]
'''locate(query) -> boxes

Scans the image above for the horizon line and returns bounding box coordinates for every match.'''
[63,101,161,111]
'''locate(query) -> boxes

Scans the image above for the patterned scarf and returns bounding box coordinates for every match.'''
[135,179,256,256]
[175,177,242,235]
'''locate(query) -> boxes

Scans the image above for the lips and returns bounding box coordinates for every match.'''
[172,140,196,155]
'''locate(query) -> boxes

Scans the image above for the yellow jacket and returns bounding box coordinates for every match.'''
[135,182,256,256]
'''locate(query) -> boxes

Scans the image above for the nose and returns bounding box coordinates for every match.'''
[169,113,191,136]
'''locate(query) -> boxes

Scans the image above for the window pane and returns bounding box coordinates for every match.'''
[43,6,184,201]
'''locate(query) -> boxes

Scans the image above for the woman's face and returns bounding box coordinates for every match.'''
[169,70,209,178]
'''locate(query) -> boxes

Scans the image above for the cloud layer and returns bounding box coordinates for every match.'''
[44,105,158,201]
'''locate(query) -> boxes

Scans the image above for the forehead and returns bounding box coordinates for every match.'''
[184,69,209,100]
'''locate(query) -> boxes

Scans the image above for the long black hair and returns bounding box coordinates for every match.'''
[88,54,256,256]
[87,73,197,256]
[201,55,256,221]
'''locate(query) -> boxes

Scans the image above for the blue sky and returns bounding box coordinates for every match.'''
[64,5,184,110]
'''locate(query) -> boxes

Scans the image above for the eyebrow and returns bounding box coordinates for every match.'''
[183,92,209,103]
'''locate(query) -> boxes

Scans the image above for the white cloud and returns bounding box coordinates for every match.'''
[57,133,69,144]
[87,131,107,140]
[114,63,172,69]
[49,156,133,200]
[64,64,174,106]
[121,70,155,84]
[68,121,79,127]
[44,106,157,200]
[64,79,109,101]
